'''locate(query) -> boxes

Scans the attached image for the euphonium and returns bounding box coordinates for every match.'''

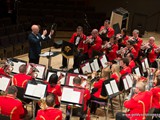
[39,98,47,110]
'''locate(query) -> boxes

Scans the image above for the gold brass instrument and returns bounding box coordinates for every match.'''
[26,63,39,78]
[102,42,112,49]
[83,36,95,45]
[0,59,13,76]
[39,98,47,110]
[154,47,160,53]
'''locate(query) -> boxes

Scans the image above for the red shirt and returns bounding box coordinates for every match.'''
[69,32,88,53]
[93,78,105,98]
[106,43,118,61]
[133,37,143,52]
[120,66,131,76]
[83,88,90,111]
[121,35,129,46]
[124,91,152,120]
[110,73,119,83]
[148,43,158,63]
[0,95,25,120]
[47,83,62,105]
[36,107,62,120]
[0,67,9,77]
[99,26,114,39]
[87,35,102,58]
[12,73,32,89]
[129,60,136,70]
[151,87,160,109]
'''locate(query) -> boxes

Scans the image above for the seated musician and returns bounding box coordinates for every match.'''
[116,81,152,120]
[65,77,90,120]
[85,29,102,58]
[119,57,131,76]
[0,58,12,77]
[116,28,129,49]
[45,74,62,108]
[36,94,62,120]
[110,64,120,83]
[60,26,87,69]
[126,53,136,70]
[0,86,27,120]
[90,68,110,113]
[99,20,114,43]
[102,36,118,62]
[12,64,32,89]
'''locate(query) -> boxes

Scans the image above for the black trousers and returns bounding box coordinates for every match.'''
[29,57,40,64]
[116,112,129,120]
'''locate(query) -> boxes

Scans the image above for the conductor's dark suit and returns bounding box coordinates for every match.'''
[28,32,50,64]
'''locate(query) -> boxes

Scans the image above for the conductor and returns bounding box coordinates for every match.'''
[28,24,54,64]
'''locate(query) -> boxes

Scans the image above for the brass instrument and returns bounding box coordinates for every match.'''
[116,47,127,57]
[26,63,39,78]
[102,42,112,49]
[39,98,47,110]
[83,36,95,45]
[0,59,13,76]
[154,47,160,53]
[99,28,107,35]
[146,68,154,90]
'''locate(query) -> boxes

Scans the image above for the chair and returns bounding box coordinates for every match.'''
[0,114,10,120]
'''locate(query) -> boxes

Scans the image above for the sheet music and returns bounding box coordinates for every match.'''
[78,75,87,80]
[105,84,113,95]
[110,80,119,93]
[126,75,133,88]
[36,65,45,79]
[135,67,141,76]
[68,76,74,86]
[142,61,146,72]
[46,72,56,82]
[74,69,79,73]
[144,58,149,69]
[0,77,10,91]
[12,61,26,73]
[57,72,66,85]
[123,78,128,90]
[100,55,108,68]
[61,87,81,104]
[93,59,100,71]
[90,62,95,71]
[82,62,91,73]
[81,81,87,88]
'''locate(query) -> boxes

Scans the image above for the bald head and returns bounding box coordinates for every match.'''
[31,25,40,35]
[149,36,155,45]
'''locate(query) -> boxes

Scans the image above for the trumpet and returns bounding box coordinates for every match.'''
[83,37,95,45]
[154,47,160,53]
[116,47,127,55]
[102,42,112,49]
[99,28,107,35]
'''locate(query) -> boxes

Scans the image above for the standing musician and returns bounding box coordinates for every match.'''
[0,86,27,120]
[116,81,152,120]
[60,26,87,69]
[84,29,102,58]
[119,57,131,76]
[65,77,90,120]
[12,64,32,89]
[116,28,129,49]
[99,20,114,43]
[36,94,62,120]
[102,36,118,62]
[28,24,54,64]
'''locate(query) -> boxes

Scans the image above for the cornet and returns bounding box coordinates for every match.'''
[99,28,107,35]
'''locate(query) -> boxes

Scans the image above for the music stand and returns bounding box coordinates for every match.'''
[0,75,11,91]
[99,54,108,68]
[90,58,100,72]
[80,61,92,74]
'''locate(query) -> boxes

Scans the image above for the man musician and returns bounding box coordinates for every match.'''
[60,26,87,69]
[99,20,114,43]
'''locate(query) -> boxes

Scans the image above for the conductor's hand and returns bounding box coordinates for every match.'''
[42,29,47,36]
[49,30,54,36]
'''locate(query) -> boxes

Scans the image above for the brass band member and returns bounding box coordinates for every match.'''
[99,20,114,43]
[119,57,131,76]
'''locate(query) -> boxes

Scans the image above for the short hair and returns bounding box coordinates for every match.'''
[19,64,27,73]
[128,53,134,60]
[101,68,110,78]
[45,94,55,107]
[49,74,58,85]
[104,20,110,24]
[77,26,83,31]
[121,57,129,66]
[7,86,18,94]
[136,81,146,92]
[133,29,139,34]
[73,77,81,85]
[121,28,127,35]
[127,40,135,45]
[149,36,155,41]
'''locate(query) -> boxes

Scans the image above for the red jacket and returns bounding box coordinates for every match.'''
[129,60,136,70]
[99,26,114,39]
[36,107,62,120]
[87,35,102,58]
[110,73,119,83]
[148,43,158,63]
[151,87,160,109]
[120,66,131,76]
[0,95,25,120]
[133,37,143,52]
[106,43,118,61]
[93,78,105,98]
[124,91,152,120]
[69,32,88,53]
[83,88,90,111]
[12,73,32,89]
[47,83,62,105]
[121,35,129,46]
[0,67,9,77]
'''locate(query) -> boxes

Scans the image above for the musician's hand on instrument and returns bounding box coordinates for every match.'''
[49,30,54,36]
[42,29,47,36]
[57,81,61,85]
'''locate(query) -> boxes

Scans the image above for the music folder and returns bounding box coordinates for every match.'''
[122,74,133,90]
[90,58,100,72]
[99,54,108,68]
[0,75,11,91]
[141,58,149,73]
[103,78,119,98]
[24,82,47,100]
[11,58,27,74]
[66,73,87,87]
[80,61,92,74]
[46,69,67,85]
[61,86,85,105]
[133,66,141,77]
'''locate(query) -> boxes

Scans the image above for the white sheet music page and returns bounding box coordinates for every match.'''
[13,61,26,73]
[0,77,10,91]
[36,65,45,79]
[34,84,46,98]
[93,59,100,71]
[126,75,133,88]
[90,62,95,71]
[144,58,149,69]
[85,62,92,73]
[68,76,74,86]
[61,87,81,104]
[110,80,119,93]
[142,61,146,72]
[105,84,113,95]
[25,84,36,96]
[47,72,56,82]
[74,69,79,73]
[57,72,66,85]
[135,67,141,77]
[100,55,108,68]
[123,78,129,90]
